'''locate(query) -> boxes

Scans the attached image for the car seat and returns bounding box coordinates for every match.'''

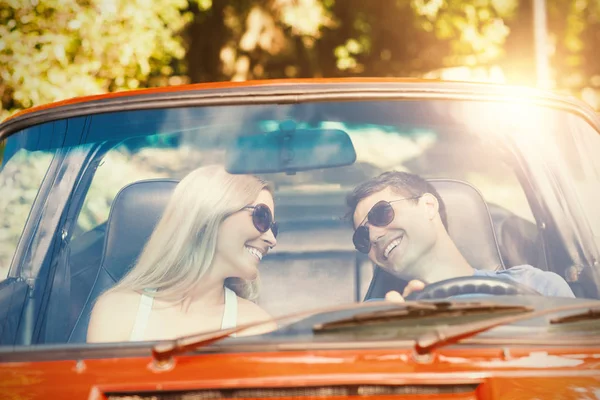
[67,179,178,343]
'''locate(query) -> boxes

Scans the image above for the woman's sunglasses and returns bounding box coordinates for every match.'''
[352,197,419,254]
[243,204,279,238]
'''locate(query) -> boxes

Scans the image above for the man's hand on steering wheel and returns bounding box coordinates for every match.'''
[384,280,425,302]
[384,276,541,302]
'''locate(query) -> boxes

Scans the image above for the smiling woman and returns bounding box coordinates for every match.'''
[86,165,278,342]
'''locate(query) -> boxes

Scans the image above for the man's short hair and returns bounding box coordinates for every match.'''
[346,171,448,231]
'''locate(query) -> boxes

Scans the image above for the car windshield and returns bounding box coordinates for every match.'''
[1,97,600,348]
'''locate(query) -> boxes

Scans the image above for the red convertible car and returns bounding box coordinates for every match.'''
[1,79,599,399]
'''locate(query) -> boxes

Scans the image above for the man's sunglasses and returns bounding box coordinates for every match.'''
[243,204,279,238]
[352,197,420,254]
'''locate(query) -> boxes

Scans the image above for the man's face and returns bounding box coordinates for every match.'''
[352,187,439,279]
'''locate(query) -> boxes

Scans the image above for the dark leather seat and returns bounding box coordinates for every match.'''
[428,179,505,271]
[67,179,178,343]
[364,179,505,299]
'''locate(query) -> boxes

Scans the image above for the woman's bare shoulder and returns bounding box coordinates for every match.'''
[87,289,142,343]
[236,298,277,336]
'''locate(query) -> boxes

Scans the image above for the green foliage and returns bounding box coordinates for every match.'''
[184,0,518,81]
[547,0,600,91]
[0,0,598,121]
[322,0,516,76]
[0,0,193,121]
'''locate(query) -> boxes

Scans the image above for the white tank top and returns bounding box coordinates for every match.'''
[129,287,238,341]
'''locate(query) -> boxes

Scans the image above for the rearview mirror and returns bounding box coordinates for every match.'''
[226,123,356,174]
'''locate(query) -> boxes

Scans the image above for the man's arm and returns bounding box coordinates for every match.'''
[502,265,575,298]
[537,270,575,298]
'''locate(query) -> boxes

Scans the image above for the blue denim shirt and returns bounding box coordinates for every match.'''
[472,264,575,298]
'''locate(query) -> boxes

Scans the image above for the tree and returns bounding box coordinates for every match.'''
[181,0,517,81]
[2,0,598,126]
[499,0,600,107]
[183,0,336,82]
[320,0,516,77]
[0,0,194,121]
[548,0,600,105]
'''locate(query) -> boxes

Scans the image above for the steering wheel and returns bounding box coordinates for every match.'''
[404,276,542,301]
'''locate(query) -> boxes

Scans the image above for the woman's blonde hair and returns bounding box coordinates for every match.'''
[110,165,270,302]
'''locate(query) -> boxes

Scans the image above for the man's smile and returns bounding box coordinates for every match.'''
[382,233,405,260]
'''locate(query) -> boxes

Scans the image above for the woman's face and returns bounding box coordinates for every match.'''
[214,189,277,280]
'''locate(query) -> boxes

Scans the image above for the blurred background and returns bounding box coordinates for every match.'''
[1,0,599,124]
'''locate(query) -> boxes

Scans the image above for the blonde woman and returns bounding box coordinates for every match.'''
[87,165,278,342]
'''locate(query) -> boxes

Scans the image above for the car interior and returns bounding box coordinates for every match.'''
[2,100,597,348]
[51,175,557,344]
[6,148,582,345]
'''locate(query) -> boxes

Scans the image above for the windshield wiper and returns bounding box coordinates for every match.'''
[151,300,600,368]
[312,301,532,330]
[150,301,404,368]
[550,307,600,324]
[150,301,529,368]
[413,301,600,355]
[150,301,480,367]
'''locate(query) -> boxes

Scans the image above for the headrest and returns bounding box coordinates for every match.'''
[429,179,504,271]
[101,179,178,282]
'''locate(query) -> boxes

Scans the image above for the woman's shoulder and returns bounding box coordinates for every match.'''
[236,297,277,335]
[237,297,270,318]
[87,289,144,342]
[95,289,145,311]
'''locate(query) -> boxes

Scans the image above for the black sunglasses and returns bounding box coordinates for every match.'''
[243,204,279,238]
[352,197,420,254]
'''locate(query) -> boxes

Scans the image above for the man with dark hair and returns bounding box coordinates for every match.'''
[347,171,574,301]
